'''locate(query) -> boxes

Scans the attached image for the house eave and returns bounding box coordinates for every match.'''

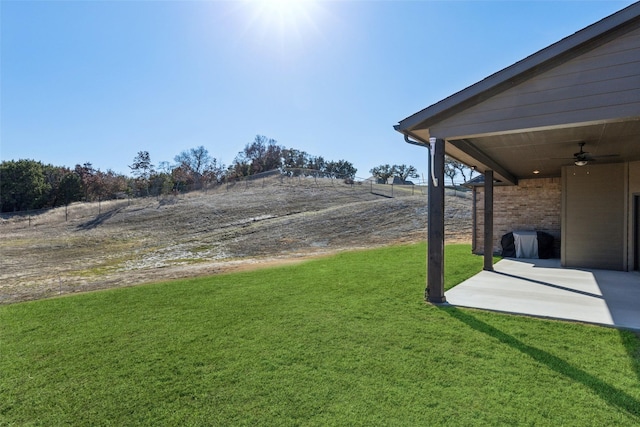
[395,1,640,134]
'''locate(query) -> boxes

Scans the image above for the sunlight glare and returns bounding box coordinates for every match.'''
[242,0,325,59]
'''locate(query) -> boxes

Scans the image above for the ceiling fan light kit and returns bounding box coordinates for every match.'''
[568,142,617,167]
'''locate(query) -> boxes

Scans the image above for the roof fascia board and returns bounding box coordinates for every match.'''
[449,139,518,186]
[393,126,431,147]
[395,128,519,185]
[396,2,640,133]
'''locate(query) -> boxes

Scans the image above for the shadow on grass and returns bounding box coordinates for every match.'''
[441,306,640,419]
[621,329,640,387]
[76,208,121,230]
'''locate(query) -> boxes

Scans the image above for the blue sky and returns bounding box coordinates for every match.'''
[1,0,636,179]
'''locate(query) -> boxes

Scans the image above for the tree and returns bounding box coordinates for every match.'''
[306,155,326,174]
[41,165,76,208]
[129,151,154,180]
[157,161,173,175]
[392,164,419,183]
[0,159,49,212]
[174,146,209,183]
[75,162,94,201]
[444,157,459,187]
[455,161,475,183]
[72,163,127,200]
[171,164,194,191]
[369,164,394,184]
[57,170,83,206]
[101,169,128,198]
[129,151,154,196]
[46,166,89,207]
[148,172,174,196]
[0,160,118,212]
[174,146,225,188]
[282,148,306,169]
[326,160,357,179]
[203,158,226,184]
[444,156,475,186]
[232,135,283,177]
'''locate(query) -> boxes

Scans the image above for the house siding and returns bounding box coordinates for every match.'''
[473,178,562,256]
[562,163,626,270]
[629,161,640,270]
[431,24,640,139]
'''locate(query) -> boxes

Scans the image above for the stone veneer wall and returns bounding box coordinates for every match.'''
[474,177,562,256]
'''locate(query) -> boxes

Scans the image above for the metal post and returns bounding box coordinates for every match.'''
[427,138,446,303]
[471,188,477,253]
[484,170,494,271]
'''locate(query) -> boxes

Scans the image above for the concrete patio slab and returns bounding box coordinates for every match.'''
[446,258,640,330]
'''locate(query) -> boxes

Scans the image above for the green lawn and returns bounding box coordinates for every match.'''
[1,244,639,426]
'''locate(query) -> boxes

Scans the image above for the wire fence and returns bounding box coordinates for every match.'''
[1,168,473,304]
[1,168,471,229]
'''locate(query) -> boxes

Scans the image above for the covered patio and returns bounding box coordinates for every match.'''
[447,258,640,330]
[394,2,640,310]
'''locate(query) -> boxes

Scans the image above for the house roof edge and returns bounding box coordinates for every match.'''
[395,1,640,133]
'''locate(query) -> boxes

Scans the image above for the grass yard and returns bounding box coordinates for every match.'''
[1,244,639,425]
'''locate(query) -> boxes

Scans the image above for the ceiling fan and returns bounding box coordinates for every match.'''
[565,142,618,166]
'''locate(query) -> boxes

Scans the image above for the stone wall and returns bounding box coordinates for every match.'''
[474,177,561,256]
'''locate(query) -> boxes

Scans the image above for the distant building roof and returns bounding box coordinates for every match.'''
[462,175,484,188]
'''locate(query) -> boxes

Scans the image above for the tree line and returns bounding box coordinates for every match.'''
[368,159,474,186]
[0,135,358,213]
[368,164,419,184]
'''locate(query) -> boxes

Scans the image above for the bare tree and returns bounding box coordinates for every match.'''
[174,146,212,189]
[203,158,226,184]
[444,157,459,187]
[233,135,283,176]
[454,161,475,183]
[444,156,476,186]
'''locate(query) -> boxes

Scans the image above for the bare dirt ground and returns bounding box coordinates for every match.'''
[0,176,472,304]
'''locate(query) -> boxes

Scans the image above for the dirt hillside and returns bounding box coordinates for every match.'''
[0,176,472,303]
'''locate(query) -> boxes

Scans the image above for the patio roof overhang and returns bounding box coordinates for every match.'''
[400,119,640,185]
[394,1,640,186]
[395,1,640,303]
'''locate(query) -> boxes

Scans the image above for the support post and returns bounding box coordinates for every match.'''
[484,170,494,271]
[427,138,446,303]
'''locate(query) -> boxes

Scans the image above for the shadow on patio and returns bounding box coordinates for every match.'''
[446,258,640,331]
